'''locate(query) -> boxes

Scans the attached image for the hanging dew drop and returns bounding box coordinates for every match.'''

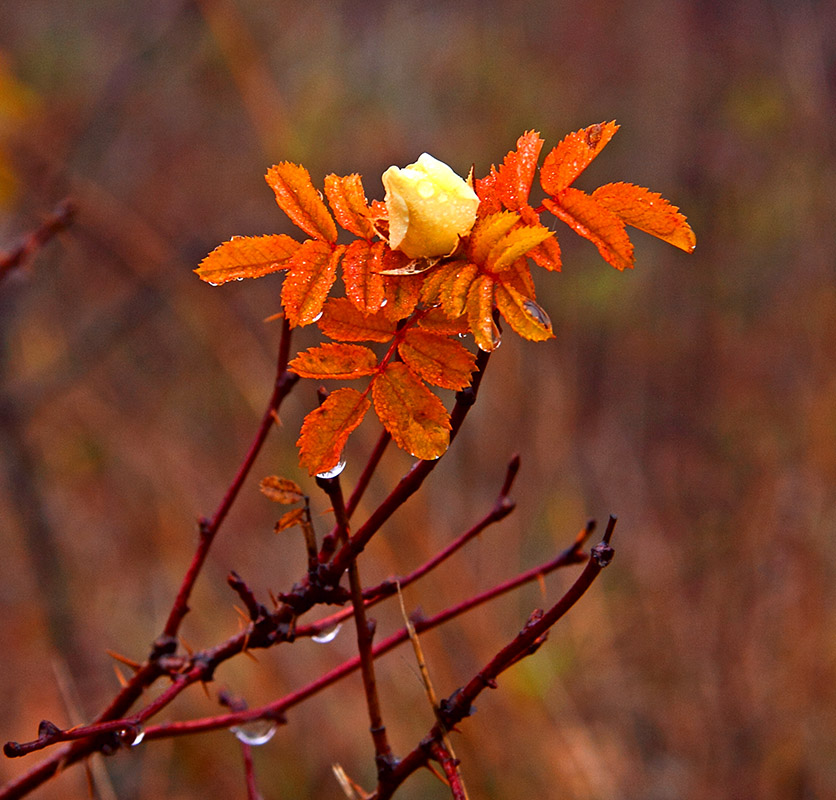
[311,622,342,644]
[230,720,278,746]
[522,299,552,330]
[316,459,346,480]
[490,321,502,350]
[130,730,145,747]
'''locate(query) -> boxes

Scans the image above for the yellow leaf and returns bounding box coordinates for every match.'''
[297,387,370,476]
[371,363,450,460]
[195,235,301,285]
[494,282,554,342]
[468,210,519,264]
[487,224,554,272]
[439,262,478,319]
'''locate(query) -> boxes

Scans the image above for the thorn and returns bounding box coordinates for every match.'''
[106,650,142,672]
[113,664,128,688]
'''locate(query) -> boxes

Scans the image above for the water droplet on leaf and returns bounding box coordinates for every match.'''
[230,720,277,746]
[490,322,502,349]
[312,310,324,322]
[316,459,346,479]
[312,623,342,644]
[522,299,552,330]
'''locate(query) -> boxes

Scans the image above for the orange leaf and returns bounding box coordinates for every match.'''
[371,363,450,460]
[469,210,520,264]
[318,297,395,342]
[487,224,554,272]
[473,167,504,214]
[195,234,301,285]
[466,273,497,351]
[439,262,478,319]
[282,240,344,326]
[324,173,378,239]
[417,307,470,336]
[342,239,386,313]
[381,273,423,321]
[540,121,619,195]
[266,162,338,243]
[398,329,477,390]
[592,182,696,252]
[496,130,544,210]
[297,387,370,476]
[543,189,634,270]
[419,259,462,306]
[289,342,378,379]
[259,476,305,504]
[520,205,561,271]
[494,281,554,342]
[275,507,307,533]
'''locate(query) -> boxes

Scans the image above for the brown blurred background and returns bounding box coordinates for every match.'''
[1,1,835,798]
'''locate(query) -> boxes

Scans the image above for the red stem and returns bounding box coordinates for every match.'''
[162,317,297,638]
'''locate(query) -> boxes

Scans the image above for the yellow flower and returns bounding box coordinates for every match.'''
[382,153,479,259]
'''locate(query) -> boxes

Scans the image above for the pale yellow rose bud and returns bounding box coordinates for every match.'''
[382,153,479,259]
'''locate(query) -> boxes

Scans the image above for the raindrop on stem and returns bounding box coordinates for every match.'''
[311,623,342,644]
[230,720,277,747]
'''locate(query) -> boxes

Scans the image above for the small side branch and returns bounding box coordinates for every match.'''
[0,200,76,284]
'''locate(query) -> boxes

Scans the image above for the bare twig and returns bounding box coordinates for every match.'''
[373,517,617,800]
[0,200,76,284]
[162,316,297,639]
[318,473,395,775]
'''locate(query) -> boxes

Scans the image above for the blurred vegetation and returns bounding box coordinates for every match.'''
[1,1,835,798]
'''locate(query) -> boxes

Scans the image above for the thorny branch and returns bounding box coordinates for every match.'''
[2,318,612,800]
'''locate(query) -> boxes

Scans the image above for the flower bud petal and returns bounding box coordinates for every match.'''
[382,153,479,259]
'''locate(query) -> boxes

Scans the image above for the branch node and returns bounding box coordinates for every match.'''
[150,635,178,660]
[591,541,615,567]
